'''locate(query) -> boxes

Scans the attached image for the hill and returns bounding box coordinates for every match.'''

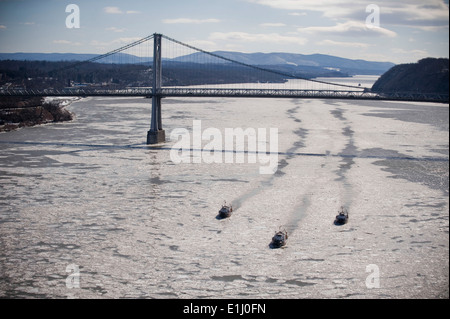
[371,58,449,94]
[0,51,395,76]
[173,51,394,75]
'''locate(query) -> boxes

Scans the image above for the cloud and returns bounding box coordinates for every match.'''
[0,25,6,30]
[104,6,123,14]
[375,1,449,30]
[413,25,449,31]
[298,21,397,38]
[317,39,373,48]
[103,7,141,15]
[289,12,307,16]
[246,0,359,18]
[106,27,126,33]
[260,23,287,27]
[392,48,429,56]
[248,0,449,30]
[162,18,221,24]
[209,32,307,45]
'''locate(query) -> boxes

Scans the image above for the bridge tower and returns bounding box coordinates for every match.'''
[147,33,165,144]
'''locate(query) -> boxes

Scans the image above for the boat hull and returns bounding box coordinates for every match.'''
[270,232,287,248]
[334,215,348,225]
[218,206,232,219]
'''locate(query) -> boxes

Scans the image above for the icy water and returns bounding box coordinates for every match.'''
[0,80,448,299]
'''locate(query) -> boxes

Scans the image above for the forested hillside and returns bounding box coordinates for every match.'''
[371,58,449,94]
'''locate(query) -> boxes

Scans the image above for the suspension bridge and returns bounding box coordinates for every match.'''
[1,33,448,144]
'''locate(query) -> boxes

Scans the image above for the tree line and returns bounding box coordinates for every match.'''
[0,59,346,90]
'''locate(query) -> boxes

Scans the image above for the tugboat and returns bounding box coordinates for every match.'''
[270,228,288,249]
[218,201,233,219]
[334,206,349,225]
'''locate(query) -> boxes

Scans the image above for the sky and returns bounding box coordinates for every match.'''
[0,0,448,64]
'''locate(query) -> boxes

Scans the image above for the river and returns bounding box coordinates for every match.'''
[0,76,448,299]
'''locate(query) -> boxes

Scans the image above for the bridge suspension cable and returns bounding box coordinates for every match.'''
[52,34,155,73]
[2,33,448,103]
[47,32,368,90]
[161,34,369,90]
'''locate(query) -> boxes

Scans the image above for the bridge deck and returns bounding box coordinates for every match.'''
[0,88,448,103]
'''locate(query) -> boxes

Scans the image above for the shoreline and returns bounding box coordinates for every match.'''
[0,96,80,133]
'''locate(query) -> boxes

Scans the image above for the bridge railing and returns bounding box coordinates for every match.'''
[1,87,448,102]
[158,88,378,98]
[0,88,152,97]
[0,87,373,97]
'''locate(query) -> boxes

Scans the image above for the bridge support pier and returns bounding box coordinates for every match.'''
[147,95,165,144]
[147,129,166,144]
[147,130,166,144]
[147,33,165,145]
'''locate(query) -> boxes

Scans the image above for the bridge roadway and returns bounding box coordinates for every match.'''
[0,87,448,103]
